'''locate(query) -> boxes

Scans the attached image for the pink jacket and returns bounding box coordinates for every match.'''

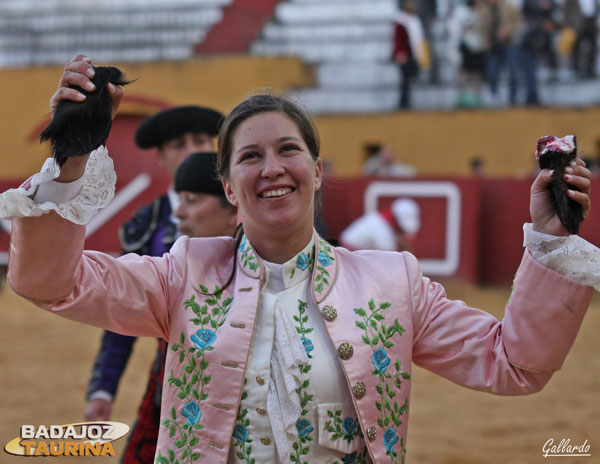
[8,213,593,463]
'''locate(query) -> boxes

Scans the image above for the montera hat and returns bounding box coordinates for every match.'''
[174,152,224,196]
[135,105,223,149]
[391,198,421,234]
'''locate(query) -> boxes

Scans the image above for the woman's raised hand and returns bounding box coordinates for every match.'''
[49,54,124,120]
[50,55,124,182]
[530,157,592,236]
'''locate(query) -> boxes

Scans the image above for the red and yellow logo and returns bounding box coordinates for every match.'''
[4,422,129,457]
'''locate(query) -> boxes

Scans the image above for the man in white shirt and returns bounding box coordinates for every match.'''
[340,198,421,252]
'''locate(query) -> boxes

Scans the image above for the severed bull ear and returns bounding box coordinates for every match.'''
[40,66,133,166]
[535,134,583,235]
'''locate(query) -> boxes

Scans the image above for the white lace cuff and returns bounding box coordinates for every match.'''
[34,175,85,205]
[523,223,600,291]
[0,147,116,225]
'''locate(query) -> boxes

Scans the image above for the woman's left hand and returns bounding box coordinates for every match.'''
[530,158,592,236]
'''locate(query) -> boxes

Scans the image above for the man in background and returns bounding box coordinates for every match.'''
[340,197,421,252]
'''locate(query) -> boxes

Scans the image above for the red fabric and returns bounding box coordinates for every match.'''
[392,22,412,63]
[121,339,167,464]
[380,208,402,232]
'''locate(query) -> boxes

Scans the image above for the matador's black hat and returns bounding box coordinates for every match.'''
[174,152,224,196]
[135,105,223,149]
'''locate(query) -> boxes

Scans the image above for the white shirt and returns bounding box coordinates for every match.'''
[340,213,397,252]
[230,240,370,463]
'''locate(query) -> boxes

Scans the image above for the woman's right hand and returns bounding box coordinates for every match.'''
[50,54,124,182]
[49,54,124,120]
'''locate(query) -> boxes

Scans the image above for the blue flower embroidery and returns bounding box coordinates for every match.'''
[317,252,332,267]
[344,451,357,464]
[296,252,309,271]
[342,417,357,436]
[232,424,248,443]
[301,336,314,355]
[296,418,314,437]
[181,401,201,425]
[383,427,399,454]
[239,235,247,252]
[372,347,391,374]
[191,329,216,350]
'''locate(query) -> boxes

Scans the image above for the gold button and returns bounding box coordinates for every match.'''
[366,426,377,442]
[260,436,271,445]
[256,375,265,385]
[256,407,266,415]
[322,304,337,321]
[352,381,367,399]
[337,342,354,360]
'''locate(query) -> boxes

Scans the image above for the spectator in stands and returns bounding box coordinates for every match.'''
[84,105,223,464]
[470,155,487,176]
[454,0,487,108]
[340,197,421,252]
[481,0,522,106]
[392,0,426,109]
[362,143,417,177]
[418,0,439,82]
[429,0,458,85]
[563,0,598,79]
[519,0,557,105]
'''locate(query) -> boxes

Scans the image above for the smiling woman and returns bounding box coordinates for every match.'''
[0,54,598,464]
[222,108,322,264]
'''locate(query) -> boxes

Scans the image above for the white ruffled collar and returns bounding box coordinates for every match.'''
[262,239,314,293]
[259,241,314,462]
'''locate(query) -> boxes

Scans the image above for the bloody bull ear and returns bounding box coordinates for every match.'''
[40,66,133,166]
[535,134,583,235]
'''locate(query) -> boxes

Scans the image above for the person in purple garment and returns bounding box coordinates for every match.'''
[84,106,223,464]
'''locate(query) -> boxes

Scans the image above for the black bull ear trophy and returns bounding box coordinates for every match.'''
[536,135,583,235]
[40,66,132,166]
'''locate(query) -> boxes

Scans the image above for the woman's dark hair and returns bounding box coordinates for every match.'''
[209,92,321,294]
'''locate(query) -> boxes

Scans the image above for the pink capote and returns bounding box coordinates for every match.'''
[8,213,593,463]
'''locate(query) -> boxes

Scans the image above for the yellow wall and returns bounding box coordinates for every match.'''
[316,107,600,177]
[2,56,599,178]
[0,56,313,177]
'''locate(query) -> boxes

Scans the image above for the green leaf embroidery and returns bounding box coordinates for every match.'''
[159,285,233,463]
[291,299,315,464]
[354,298,410,463]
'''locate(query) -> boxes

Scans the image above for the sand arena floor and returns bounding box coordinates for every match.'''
[0,277,598,464]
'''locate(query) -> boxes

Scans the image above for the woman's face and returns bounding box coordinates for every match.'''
[223,111,322,242]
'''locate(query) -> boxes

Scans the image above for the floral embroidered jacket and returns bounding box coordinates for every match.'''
[8,213,593,464]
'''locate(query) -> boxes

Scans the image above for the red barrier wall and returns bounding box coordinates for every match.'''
[479,177,600,284]
[322,176,599,284]
[322,177,483,281]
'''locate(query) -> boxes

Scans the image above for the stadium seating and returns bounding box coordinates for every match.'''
[1,0,600,113]
[249,0,402,113]
[249,0,600,113]
[0,0,232,67]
